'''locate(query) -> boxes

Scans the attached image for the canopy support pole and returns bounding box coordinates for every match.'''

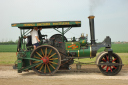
[64,27,72,34]
[62,28,64,42]
[53,27,72,42]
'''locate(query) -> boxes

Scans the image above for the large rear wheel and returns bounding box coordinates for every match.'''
[30,45,61,76]
[96,52,122,76]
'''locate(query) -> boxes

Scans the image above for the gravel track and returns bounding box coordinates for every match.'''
[0,65,128,85]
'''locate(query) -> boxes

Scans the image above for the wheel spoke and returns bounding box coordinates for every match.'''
[36,52,43,58]
[49,53,56,58]
[47,64,51,73]
[35,63,42,68]
[44,64,46,73]
[112,58,117,62]
[33,61,40,63]
[45,47,47,57]
[112,66,117,69]
[39,64,44,72]
[34,56,41,59]
[49,58,58,60]
[102,65,106,69]
[41,49,45,57]
[110,66,112,72]
[106,66,109,72]
[102,59,106,62]
[48,49,52,57]
[106,55,109,61]
[49,63,55,69]
[49,61,58,65]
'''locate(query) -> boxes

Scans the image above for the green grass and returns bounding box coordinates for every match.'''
[0,45,17,52]
[0,52,17,65]
[98,44,128,53]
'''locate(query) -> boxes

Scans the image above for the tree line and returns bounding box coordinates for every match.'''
[0,40,18,45]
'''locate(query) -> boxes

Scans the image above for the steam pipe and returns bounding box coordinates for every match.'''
[88,16,96,45]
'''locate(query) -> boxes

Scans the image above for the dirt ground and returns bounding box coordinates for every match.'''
[0,64,128,85]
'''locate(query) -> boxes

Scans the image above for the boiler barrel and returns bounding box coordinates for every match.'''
[67,46,91,57]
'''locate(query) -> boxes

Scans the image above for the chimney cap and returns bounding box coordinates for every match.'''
[88,16,95,19]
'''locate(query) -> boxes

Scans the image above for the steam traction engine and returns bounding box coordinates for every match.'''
[11,16,123,76]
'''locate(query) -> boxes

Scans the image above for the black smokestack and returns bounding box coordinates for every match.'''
[88,15,96,45]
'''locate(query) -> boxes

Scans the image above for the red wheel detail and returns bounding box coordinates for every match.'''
[106,55,109,61]
[102,65,106,69]
[106,66,109,72]
[112,66,117,69]
[41,57,49,64]
[102,59,106,62]
[112,58,117,62]
[110,67,112,72]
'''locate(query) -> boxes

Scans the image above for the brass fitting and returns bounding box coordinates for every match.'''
[88,16,95,19]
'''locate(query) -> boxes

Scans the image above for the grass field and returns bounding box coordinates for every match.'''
[98,44,128,53]
[0,52,16,65]
[0,45,17,52]
[0,52,128,65]
[0,44,128,53]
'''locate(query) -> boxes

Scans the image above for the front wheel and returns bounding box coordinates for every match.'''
[30,45,61,76]
[96,52,122,76]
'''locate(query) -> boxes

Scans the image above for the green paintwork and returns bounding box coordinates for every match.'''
[11,21,81,28]
[17,59,22,70]
[17,51,44,71]
[21,62,42,71]
[79,38,87,46]
[67,46,91,57]
[65,41,91,57]
[65,42,80,50]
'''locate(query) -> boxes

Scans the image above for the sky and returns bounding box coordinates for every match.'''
[0,0,128,42]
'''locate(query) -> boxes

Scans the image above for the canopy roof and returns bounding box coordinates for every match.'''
[11,21,81,29]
